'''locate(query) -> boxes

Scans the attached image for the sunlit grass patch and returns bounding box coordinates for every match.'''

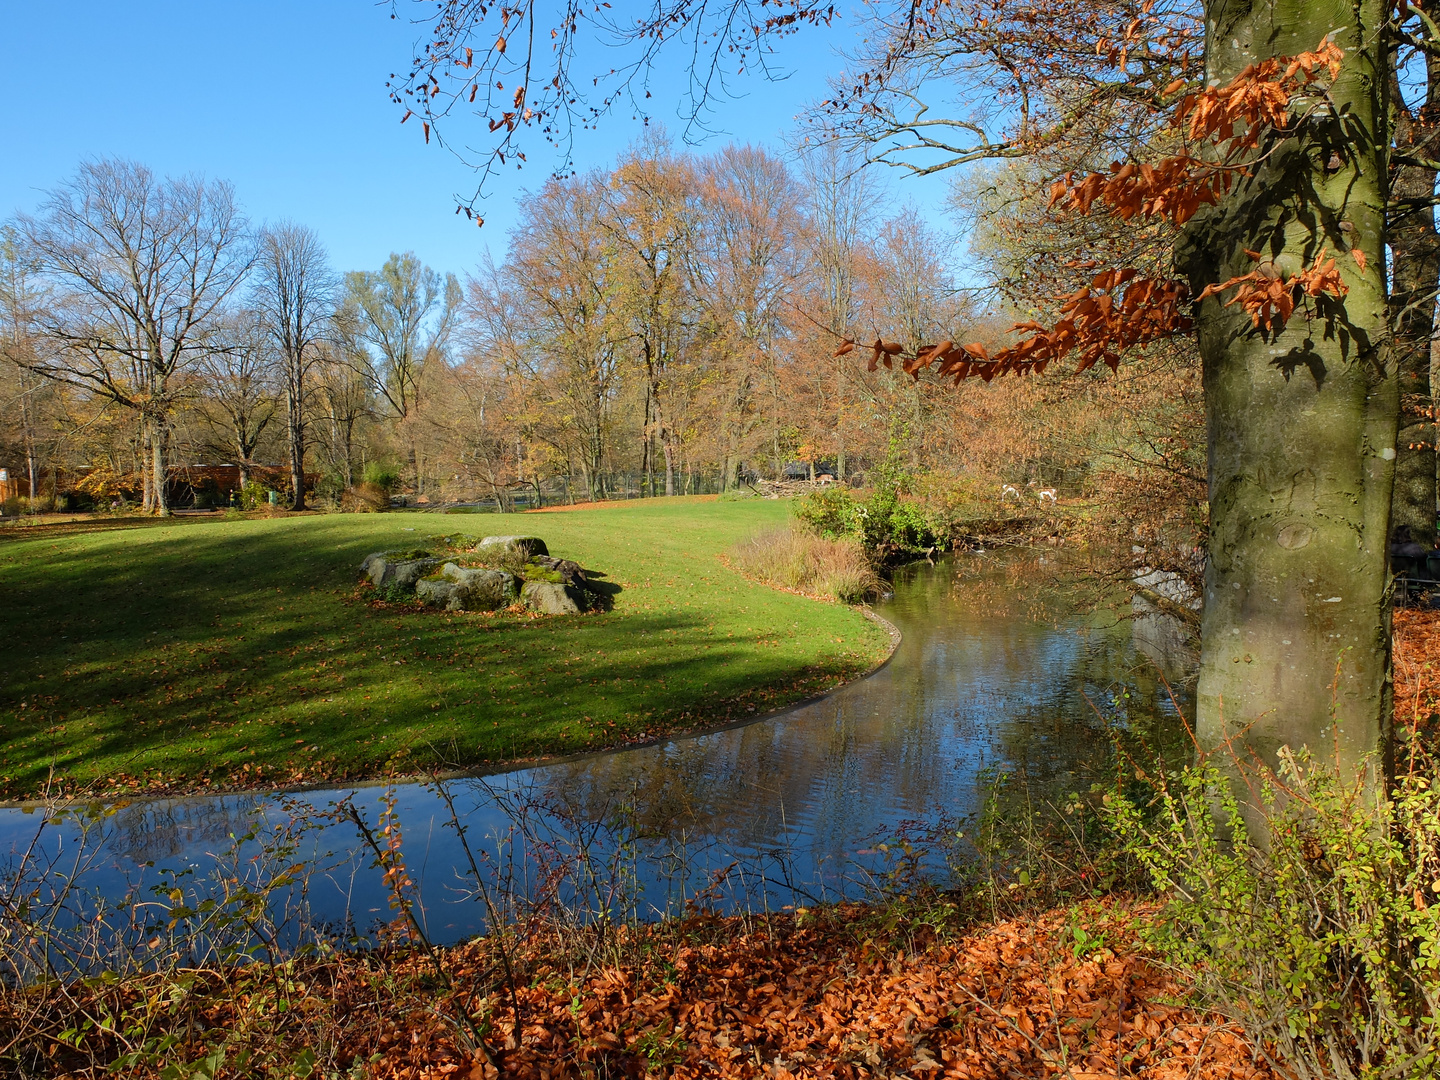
[0,499,890,798]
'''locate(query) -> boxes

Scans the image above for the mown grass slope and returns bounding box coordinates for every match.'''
[0,498,890,798]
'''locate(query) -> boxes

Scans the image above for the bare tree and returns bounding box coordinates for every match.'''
[314,343,373,489]
[0,225,57,506]
[472,175,625,500]
[19,159,252,514]
[253,223,334,509]
[690,145,803,486]
[798,141,879,482]
[340,252,460,491]
[198,312,277,487]
[604,136,699,497]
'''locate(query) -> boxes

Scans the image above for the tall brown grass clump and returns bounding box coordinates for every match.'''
[729,526,882,602]
[340,482,389,512]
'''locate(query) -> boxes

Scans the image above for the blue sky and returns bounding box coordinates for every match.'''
[0,1,957,280]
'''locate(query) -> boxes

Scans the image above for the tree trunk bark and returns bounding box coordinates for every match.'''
[24,430,37,512]
[1179,0,1394,787]
[16,375,39,510]
[589,429,606,501]
[151,417,171,517]
[1389,24,1440,544]
[141,424,154,514]
[661,429,676,497]
[641,381,654,497]
[288,382,307,512]
[341,417,356,488]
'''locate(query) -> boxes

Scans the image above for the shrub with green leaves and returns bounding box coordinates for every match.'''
[856,488,939,557]
[1107,747,1440,1080]
[794,488,859,539]
[237,481,269,510]
[797,485,941,558]
[362,461,402,494]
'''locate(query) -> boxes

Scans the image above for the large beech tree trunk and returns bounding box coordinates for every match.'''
[1179,0,1395,784]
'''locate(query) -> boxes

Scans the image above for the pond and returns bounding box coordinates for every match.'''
[0,553,1191,954]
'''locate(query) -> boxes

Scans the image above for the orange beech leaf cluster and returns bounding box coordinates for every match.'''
[883,39,1350,386]
[1195,247,1352,331]
[836,272,1190,380]
[1047,39,1343,229]
[1177,41,1343,144]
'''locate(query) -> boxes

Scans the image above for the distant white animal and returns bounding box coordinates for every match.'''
[1037,488,1057,503]
[1001,484,1020,500]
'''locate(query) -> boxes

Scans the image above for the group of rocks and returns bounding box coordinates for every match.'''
[359,535,600,615]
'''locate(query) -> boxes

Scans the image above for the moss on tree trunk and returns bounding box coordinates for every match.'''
[1179,0,1395,784]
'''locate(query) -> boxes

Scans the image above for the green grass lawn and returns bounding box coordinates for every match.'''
[0,498,890,799]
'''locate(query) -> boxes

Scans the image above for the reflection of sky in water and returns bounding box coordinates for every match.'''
[0,556,1189,947]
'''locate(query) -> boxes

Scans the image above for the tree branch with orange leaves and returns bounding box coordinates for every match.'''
[833,38,1357,383]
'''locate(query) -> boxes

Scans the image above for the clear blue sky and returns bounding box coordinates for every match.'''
[0,1,957,280]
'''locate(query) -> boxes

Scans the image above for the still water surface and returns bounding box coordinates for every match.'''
[0,555,1189,946]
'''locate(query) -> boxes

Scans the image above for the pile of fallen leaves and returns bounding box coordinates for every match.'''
[1394,607,1440,735]
[14,899,1274,1079]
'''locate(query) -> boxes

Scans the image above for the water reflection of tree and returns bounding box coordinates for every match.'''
[108,796,269,866]
[500,557,1190,870]
[970,570,1194,833]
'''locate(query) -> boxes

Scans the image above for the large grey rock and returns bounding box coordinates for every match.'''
[360,552,442,590]
[360,552,388,585]
[415,577,461,609]
[441,563,516,610]
[477,534,549,558]
[521,580,586,615]
[414,564,518,611]
[391,559,442,590]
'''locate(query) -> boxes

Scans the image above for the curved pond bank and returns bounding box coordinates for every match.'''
[0,554,1190,948]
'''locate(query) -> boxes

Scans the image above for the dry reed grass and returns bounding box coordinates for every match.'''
[340,483,389,512]
[729,526,882,603]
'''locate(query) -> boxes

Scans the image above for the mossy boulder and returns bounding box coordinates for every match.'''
[477,535,549,558]
[527,555,587,586]
[360,552,444,590]
[361,541,602,616]
[415,563,518,611]
[521,580,587,615]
